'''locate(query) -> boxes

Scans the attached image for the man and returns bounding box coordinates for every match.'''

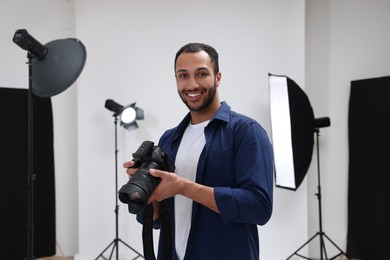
[124,43,274,259]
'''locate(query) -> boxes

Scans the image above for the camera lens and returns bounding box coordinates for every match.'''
[118,183,148,214]
[118,162,161,214]
[118,141,175,214]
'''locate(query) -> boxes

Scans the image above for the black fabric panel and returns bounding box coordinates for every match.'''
[347,76,390,260]
[0,87,55,258]
[287,77,315,190]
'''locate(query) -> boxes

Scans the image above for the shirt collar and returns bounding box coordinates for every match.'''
[175,101,231,138]
[210,101,230,124]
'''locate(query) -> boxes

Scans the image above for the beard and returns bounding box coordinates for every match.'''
[179,81,217,112]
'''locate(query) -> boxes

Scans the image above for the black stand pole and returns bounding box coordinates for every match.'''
[286,129,350,260]
[95,114,143,260]
[25,54,36,260]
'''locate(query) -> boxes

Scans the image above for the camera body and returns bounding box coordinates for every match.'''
[118,141,175,214]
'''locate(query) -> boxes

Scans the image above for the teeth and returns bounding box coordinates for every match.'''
[188,93,200,97]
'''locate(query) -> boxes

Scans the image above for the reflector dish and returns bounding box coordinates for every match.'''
[32,38,87,97]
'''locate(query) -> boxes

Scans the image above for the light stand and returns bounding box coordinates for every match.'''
[26,52,35,260]
[286,126,350,260]
[96,100,144,260]
[269,74,351,259]
[13,29,86,260]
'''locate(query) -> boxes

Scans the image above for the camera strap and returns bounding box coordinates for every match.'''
[142,200,172,260]
[142,204,156,260]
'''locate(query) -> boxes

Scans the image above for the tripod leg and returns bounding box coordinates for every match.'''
[322,233,351,260]
[319,233,328,260]
[118,238,144,258]
[109,240,118,259]
[95,239,143,260]
[95,240,116,260]
[286,232,320,259]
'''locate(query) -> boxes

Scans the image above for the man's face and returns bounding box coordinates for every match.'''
[175,51,221,113]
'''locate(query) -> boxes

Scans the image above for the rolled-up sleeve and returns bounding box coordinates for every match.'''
[213,121,274,225]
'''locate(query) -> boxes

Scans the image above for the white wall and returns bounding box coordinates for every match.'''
[305,0,390,258]
[75,0,306,259]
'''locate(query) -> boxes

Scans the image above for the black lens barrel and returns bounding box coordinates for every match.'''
[118,161,161,214]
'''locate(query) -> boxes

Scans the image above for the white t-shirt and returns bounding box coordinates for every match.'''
[174,120,208,260]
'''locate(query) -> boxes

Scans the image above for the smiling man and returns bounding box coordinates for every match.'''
[175,47,221,124]
[124,43,274,260]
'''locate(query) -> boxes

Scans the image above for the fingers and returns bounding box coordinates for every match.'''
[123,160,135,168]
[148,169,166,178]
[148,169,179,202]
[123,161,137,180]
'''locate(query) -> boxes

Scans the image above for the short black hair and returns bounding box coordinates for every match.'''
[174,43,219,75]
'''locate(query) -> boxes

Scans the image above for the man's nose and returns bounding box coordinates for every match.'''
[188,75,199,88]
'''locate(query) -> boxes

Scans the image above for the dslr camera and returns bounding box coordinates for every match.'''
[118,141,175,214]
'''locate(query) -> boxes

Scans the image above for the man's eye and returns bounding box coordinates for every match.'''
[178,74,188,79]
[197,72,207,77]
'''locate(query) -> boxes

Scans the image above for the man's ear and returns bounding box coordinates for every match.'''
[216,72,222,87]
